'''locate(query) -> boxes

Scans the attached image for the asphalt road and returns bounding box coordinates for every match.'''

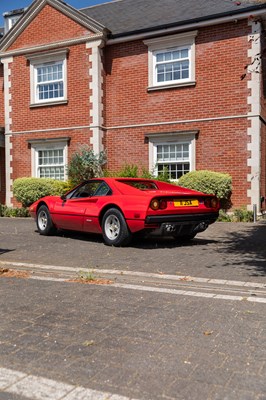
[0,217,266,281]
[0,218,266,400]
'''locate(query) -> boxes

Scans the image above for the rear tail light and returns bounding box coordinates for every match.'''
[159,199,167,210]
[211,198,219,208]
[150,198,167,210]
[204,197,218,209]
[150,199,160,210]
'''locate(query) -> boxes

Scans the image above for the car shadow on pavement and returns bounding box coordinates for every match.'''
[130,236,217,249]
[215,223,266,277]
[52,229,217,249]
[0,248,15,255]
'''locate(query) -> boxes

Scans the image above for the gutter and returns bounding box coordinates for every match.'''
[107,5,266,44]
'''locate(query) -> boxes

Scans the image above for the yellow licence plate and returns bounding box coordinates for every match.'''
[174,199,199,207]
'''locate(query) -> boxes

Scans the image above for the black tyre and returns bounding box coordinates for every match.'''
[36,205,56,236]
[102,208,132,246]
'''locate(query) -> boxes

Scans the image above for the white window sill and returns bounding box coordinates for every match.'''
[30,100,68,108]
[147,81,196,92]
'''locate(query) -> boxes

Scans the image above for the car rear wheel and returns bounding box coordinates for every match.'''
[37,205,56,236]
[102,208,132,246]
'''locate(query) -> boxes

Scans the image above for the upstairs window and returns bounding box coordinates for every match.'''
[27,49,68,106]
[155,47,190,85]
[144,31,197,90]
[36,62,64,102]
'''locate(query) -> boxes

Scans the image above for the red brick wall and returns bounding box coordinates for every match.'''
[9,39,94,204]
[6,5,95,205]
[104,20,251,208]
[260,33,266,211]
[0,64,4,127]
[10,128,93,207]
[10,43,92,132]
[261,123,266,211]
[0,63,5,205]
[105,118,250,209]
[104,21,250,126]
[9,4,93,51]
[0,147,5,205]
[2,7,257,209]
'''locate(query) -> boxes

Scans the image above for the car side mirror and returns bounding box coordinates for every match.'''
[60,194,67,202]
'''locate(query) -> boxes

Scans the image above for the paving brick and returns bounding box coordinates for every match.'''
[0,219,266,399]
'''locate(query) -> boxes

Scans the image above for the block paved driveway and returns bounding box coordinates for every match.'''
[0,218,266,400]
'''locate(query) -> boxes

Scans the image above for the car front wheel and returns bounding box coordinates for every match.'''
[37,205,56,236]
[102,208,132,246]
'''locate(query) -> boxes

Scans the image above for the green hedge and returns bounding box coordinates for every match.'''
[13,178,71,207]
[0,204,30,217]
[178,170,232,209]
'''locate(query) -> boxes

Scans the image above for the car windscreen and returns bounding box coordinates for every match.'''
[66,181,111,199]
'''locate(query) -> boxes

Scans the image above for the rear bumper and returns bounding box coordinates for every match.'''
[145,212,219,236]
[145,212,219,225]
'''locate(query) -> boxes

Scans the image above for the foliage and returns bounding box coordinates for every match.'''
[78,270,96,282]
[68,147,107,186]
[13,177,70,207]
[0,204,30,217]
[106,163,170,182]
[157,166,171,182]
[217,210,232,222]
[218,208,254,222]
[178,170,232,209]
[232,208,254,222]
[116,164,139,177]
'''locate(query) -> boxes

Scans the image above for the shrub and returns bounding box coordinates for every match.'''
[0,205,30,217]
[116,164,139,177]
[106,164,170,182]
[13,178,70,207]
[217,209,232,222]
[68,146,107,186]
[218,208,254,222]
[232,208,254,222]
[178,170,232,209]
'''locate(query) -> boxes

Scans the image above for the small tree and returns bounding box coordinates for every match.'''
[68,146,107,186]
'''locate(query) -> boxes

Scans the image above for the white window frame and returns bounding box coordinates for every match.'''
[144,31,197,90]
[147,131,197,181]
[4,14,21,33]
[27,49,68,106]
[30,140,68,181]
[8,15,20,29]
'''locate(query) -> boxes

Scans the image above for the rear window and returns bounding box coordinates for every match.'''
[118,180,158,190]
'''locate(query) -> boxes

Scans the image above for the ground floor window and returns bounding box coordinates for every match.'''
[37,148,65,180]
[147,131,197,181]
[29,139,69,181]
[156,142,190,179]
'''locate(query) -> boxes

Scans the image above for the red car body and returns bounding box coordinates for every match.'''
[29,177,220,246]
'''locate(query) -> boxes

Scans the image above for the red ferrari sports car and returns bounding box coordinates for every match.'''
[29,177,220,246]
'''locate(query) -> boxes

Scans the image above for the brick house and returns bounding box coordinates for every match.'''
[0,0,265,212]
